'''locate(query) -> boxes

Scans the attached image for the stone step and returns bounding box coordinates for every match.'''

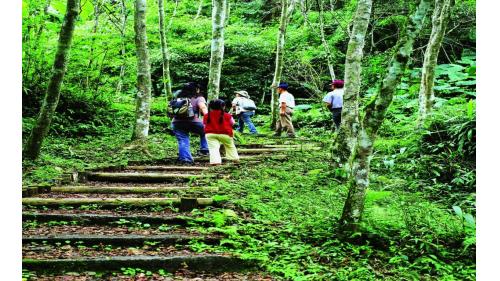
[85,172,209,183]
[23,234,218,246]
[23,255,254,273]
[22,197,213,210]
[237,147,321,154]
[126,165,211,172]
[49,185,218,194]
[22,212,193,225]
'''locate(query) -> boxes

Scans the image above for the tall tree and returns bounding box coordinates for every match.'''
[23,0,80,160]
[317,0,336,81]
[84,0,102,90]
[270,0,297,128]
[339,0,432,233]
[131,0,152,142]
[158,0,173,100]
[418,0,452,126]
[116,0,128,94]
[330,0,372,167]
[207,0,228,101]
[194,0,204,19]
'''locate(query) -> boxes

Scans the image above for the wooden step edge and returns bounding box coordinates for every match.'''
[22,255,256,273]
[22,212,192,225]
[22,234,219,246]
[50,186,219,194]
[22,198,214,209]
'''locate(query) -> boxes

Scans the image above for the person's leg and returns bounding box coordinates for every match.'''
[332,108,342,130]
[190,122,209,155]
[206,134,222,164]
[242,112,257,134]
[284,109,296,137]
[274,114,283,136]
[219,134,239,161]
[237,114,244,133]
[172,123,193,163]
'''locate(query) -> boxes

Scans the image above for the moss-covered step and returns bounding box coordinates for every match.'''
[85,172,208,183]
[126,165,211,172]
[49,185,218,194]
[22,197,213,209]
[22,212,193,225]
[23,234,219,246]
[237,147,321,154]
[22,255,255,273]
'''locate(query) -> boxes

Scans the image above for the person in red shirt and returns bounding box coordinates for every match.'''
[203,99,239,165]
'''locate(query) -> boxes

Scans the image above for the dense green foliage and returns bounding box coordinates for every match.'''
[22,0,475,279]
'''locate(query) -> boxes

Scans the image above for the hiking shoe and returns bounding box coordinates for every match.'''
[196,150,210,157]
[176,160,194,166]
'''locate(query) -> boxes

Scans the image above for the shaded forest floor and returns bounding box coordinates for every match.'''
[22,97,475,280]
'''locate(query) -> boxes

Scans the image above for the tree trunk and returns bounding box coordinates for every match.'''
[417,0,451,126]
[23,0,80,160]
[85,0,101,90]
[270,0,297,129]
[131,0,153,142]
[339,0,432,233]
[194,0,204,19]
[158,0,173,100]
[318,0,336,81]
[330,0,372,167]
[116,0,128,94]
[207,0,228,101]
[167,0,179,32]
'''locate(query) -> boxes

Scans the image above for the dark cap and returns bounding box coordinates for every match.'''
[277,82,289,89]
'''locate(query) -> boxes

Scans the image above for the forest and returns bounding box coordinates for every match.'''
[21,0,476,280]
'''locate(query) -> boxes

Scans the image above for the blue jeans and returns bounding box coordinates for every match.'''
[237,111,257,134]
[172,121,209,163]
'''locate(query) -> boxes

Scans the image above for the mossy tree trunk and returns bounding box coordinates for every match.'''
[195,0,204,19]
[23,0,80,160]
[331,0,372,167]
[418,0,452,127]
[158,0,173,101]
[317,0,335,81]
[131,0,152,142]
[116,0,128,94]
[339,0,432,233]
[207,0,228,101]
[270,0,297,129]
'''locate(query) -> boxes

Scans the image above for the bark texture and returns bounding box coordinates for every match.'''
[339,0,432,233]
[116,0,128,94]
[23,0,80,160]
[207,0,228,101]
[318,0,336,80]
[331,0,372,167]
[158,0,173,100]
[418,0,452,126]
[195,0,204,19]
[131,0,153,142]
[270,0,297,128]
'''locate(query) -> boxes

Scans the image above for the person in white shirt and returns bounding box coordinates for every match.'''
[274,82,296,138]
[322,80,344,130]
[231,91,258,134]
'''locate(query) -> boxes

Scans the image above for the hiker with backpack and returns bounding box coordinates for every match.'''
[322,80,344,131]
[203,99,239,165]
[231,91,258,134]
[169,82,210,165]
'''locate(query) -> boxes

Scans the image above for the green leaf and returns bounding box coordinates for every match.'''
[452,206,463,217]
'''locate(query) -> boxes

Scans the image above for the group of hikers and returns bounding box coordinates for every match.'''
[168,79,344,165]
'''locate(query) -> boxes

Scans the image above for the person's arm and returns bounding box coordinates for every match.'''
[280,102,287,115]
[198,101,208,115]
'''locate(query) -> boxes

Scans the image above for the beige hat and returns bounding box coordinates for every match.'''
[235,90,249,98]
